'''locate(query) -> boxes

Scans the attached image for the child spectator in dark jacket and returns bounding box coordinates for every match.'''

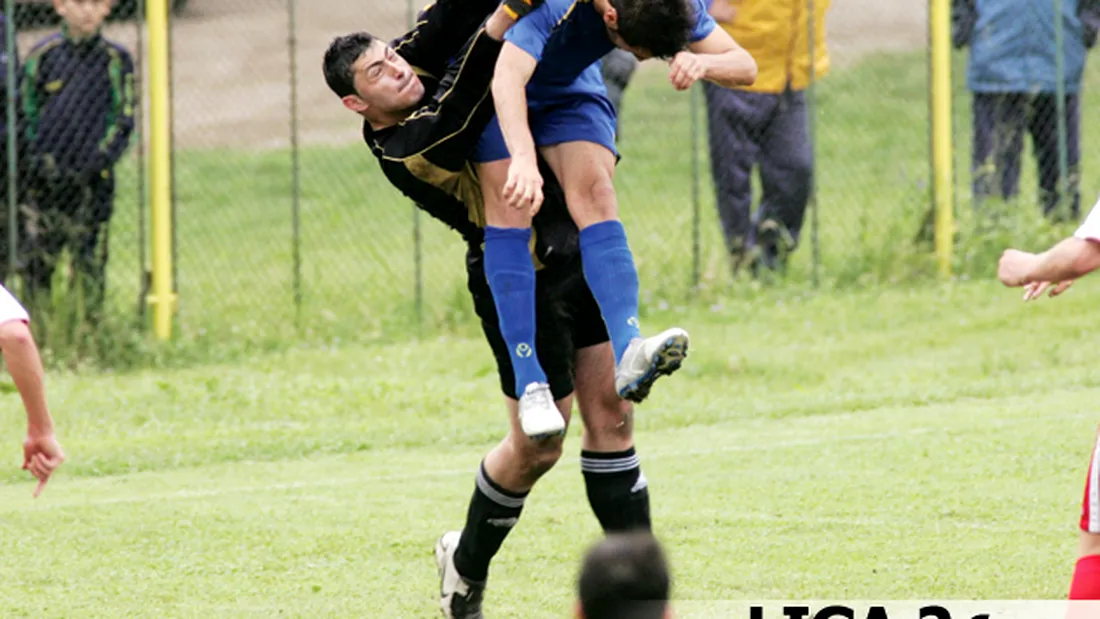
[22,0,135,314]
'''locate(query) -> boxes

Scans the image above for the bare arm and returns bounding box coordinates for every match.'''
[491,42,547,211]
[0,320,50,432]
[687,27,757,88]
[491,42,538,163]
[1000,237,1100,286]
[0,319,64,497]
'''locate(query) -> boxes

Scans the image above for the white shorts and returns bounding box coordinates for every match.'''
[1075,198,1100,242]
[0,285,29,326]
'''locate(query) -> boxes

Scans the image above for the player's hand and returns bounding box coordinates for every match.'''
[1023,280,1075,301]
[504,155,544,215]
[23,430,64,498]
[997,249,1039,287]
[668,52,706,91]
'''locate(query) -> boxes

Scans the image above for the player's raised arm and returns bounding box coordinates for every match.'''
[681,28,757,89]
[675,0,756,91]
[378,5,530,167]
[390,0,502,79]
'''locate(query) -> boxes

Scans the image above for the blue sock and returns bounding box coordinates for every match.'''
[579,220,642,363]
[483,226,547,396]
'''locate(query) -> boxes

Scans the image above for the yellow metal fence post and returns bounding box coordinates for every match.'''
[930,0,955,277]
[147,0,175,339]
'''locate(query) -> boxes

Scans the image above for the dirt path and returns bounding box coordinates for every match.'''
[16,0,927,150]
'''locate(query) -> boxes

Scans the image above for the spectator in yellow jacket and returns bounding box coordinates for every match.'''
[706,0,830,276]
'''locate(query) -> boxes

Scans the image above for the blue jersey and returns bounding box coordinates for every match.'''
[505,0,717,102]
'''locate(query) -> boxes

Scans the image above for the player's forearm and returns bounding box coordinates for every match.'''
[1029,237,1100,283]
[0,322,52,435]
[700,49,757,88]
[491,45,538,161]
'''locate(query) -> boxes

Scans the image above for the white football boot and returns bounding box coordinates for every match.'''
[615,327,690,403]
[435,531,486,619]
[517,382,565,439]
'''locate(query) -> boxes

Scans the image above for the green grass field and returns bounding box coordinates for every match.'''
[4,48,1100,616]
[1,277,1099,616]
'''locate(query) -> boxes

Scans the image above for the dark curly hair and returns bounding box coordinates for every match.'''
[610,0,692,59]
[323,32,376,98]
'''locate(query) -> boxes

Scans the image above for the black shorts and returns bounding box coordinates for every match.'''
[467,251,609,400]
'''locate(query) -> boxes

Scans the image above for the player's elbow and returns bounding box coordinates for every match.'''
[740,53,758,85]
[723,51,757,87]
[705,55,757,89]
[1074,240,1100,277]
[492,45,535,95]
[491,65,525,102]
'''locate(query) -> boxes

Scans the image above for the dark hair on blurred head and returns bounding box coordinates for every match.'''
[323,32,376,98]
[578,532,671,619]
[611,0,692,59]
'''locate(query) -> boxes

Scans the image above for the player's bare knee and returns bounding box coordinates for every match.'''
[583,177,618,222]
[565,173,618,226]
[0,320,32,349]
[515,436,563,485]
[531,438,564,476]
[582,400,635,451]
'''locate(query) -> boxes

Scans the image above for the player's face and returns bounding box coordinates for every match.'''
[54,0,112,38]
[345,40,426,117]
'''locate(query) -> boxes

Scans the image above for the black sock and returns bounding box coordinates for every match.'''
[581,447,652,533]
[453,462,527,583]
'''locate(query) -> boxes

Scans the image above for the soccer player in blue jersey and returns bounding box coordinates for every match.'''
[471,0,758,439]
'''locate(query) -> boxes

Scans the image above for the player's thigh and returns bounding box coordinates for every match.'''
[477,159,531,228]
[540,141,619,228]
[537,99,620,228]
[473,115,531,229]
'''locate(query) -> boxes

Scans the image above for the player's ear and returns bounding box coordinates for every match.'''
[573,600,586,619]
[602,5,619,29]
[341,94,368,115]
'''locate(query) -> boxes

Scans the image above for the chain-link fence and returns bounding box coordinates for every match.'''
[949,0,1098,261]
[0,0,145,361]
[6,0,1083,359]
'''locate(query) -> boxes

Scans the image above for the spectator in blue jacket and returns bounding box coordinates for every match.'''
[954,0,1100,220]
[21,0,135,315]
